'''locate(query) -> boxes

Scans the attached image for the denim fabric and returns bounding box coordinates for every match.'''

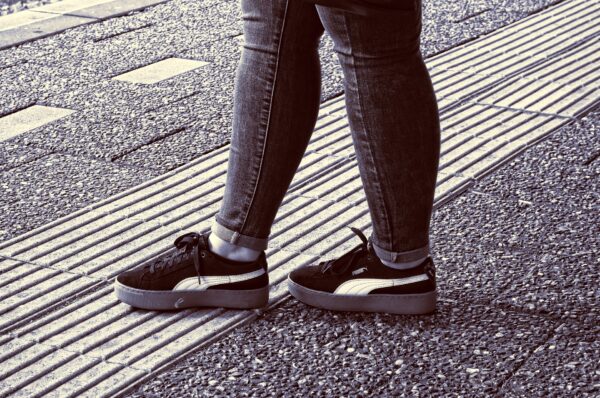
[301,0,417,16]
[212,0,440,263]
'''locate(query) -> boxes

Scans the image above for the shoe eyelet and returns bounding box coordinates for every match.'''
[200,252,206,258]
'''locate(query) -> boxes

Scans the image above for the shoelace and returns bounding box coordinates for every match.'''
[146,232,204,283]
[318,227,371,275]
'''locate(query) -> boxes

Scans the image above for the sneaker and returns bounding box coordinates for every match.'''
[114,232,269,310]
[288,227,436,314]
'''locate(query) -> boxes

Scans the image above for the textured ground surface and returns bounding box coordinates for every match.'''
[0,0,565,242]
[128,109,599,398]
[1,0,597,396]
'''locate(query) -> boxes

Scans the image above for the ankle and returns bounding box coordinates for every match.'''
[380,255,427,270]
[208,233,261,262]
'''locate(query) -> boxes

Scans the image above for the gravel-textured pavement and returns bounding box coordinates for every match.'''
[0,0,565,242]
[127,108,599,398]
[1,0,597,396]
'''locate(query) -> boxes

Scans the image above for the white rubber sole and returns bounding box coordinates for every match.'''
[287,278,436,315]
[114,280,269,310]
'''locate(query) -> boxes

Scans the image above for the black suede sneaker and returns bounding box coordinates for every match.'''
[288,227,436,314]
[114,232,269,310]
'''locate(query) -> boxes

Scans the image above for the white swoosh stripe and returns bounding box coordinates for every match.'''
[333,274,429,295]
[173,268,265,291]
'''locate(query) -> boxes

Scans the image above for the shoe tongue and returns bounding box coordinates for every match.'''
[330,243,367,274]
[198,233,210,250]
[366,240,375,255]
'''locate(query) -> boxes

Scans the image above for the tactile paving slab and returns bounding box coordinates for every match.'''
[0,0,598,396]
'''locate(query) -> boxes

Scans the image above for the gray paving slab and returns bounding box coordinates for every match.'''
[0,63,96,118]
[473,109,600,212]
[2,108,193,163]
[499,323,599,397]
[429,113,599,325]
[0,59,192,115]
[0,142,51,173]
[0,153,160,242]
[114,125,227,173]
[0,0,173,51]
[431,191,598,324]
[433,188,598,258]
[129,299,558,397]
[0,14,153,69]
[20,1,240,75]
[492,249,598,326]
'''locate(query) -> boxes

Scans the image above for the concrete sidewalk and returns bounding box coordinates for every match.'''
[0,0,598,396]
[130,109,599,397]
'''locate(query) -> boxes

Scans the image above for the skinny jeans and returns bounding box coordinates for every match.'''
[212,0,441,263]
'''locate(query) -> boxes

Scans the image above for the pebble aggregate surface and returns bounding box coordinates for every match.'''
[0,0,564,242]
[127,109,599,397]
[0,0,598,395]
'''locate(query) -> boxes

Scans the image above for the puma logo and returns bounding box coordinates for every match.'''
[174,298,185,308]
[352,267,368,276]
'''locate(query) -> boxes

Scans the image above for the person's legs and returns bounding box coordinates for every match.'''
[287,1,440,314]
[114,0,325,310]
[210,0,325,258]
[316,0,440,264]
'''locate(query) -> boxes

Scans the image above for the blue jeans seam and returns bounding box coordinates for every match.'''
[340,11,394,254]
[237,0,291,239]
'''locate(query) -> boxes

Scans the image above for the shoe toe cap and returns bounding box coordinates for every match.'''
[289,264,318,284]
[289,264,337,293]
[116,270,141,288]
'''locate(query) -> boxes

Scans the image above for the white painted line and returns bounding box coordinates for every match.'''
[113,58,209,84]
[0,10,56,32]
[0,0,116,32]
[29,0,116,15]
[0,106,75,143]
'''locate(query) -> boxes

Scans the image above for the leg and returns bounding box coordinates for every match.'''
[287,1,440,314]
[211,0,325,255]
[115,0,326,310]
[316,0,440,263]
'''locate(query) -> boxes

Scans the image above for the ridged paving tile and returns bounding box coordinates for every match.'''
[0,342,82,397]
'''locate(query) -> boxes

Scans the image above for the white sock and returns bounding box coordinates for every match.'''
[208,232,261,262]
[380,256,427,270]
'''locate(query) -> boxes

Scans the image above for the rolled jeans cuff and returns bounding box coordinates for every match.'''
[211,219,269,251]
[371,240,430,263]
